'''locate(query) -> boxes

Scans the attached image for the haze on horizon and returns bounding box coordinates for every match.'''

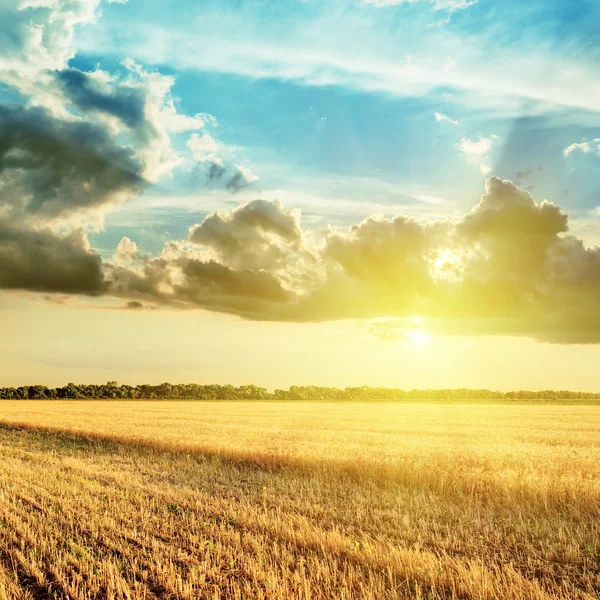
[1,0,600,390]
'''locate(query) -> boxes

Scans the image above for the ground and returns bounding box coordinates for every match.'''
[0,401,599,599]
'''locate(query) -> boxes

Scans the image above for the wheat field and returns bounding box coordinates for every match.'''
[0,401,599,599]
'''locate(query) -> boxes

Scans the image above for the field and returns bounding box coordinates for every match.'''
[0,401,599,599]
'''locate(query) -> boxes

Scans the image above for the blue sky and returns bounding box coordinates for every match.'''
[68,0,600,255]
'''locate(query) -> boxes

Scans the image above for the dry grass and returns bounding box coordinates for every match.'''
[0,401,599,599]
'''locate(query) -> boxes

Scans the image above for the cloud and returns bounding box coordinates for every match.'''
[456,136,497,174]
[365,318,426,342]
[0,0,101,79]
[3,1,600,346]
[105,242,296,321]
[187,134,259,192]
[363,0,476,9]
[457,137,492,156]
[187,133,225,166]
[0,0,256,303]
[226,165,260,192]
[431,0,477,12]
[1,0,219,188]
[434,112,459,125]
[5,165,600,344]
[84,59,211,183]
[428,16,451,28]
[121,300,154,310]
[0,2,226,227]
[0,104,144,225]
[56,68,146,129]
[188,199,306,274]
[564,139,600,158]
[362,0,417,6]
[0,226,105,295]
[92,177,600,344]
[513,166,544,190]
[86,1,600,119]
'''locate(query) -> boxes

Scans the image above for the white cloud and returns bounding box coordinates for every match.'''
[235,165,259,185]
[362,0,418,6]
[428,15,452,27]
[434,111,459,125]
[564,139,600,158]
[187,133,225,166]
[456,136,496,174]
[1,0,101,77]
[457,136,492,156]
[86,7,600,118]
[363,0,476,9]
[432,0,478,12]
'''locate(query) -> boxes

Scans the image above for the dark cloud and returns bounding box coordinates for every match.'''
[190,199,302,248]
[105,246,294,320]
[207,163,226,181]
[0,104,144,222]
[514,166,544,189]
[226,171,247,192]
[187,199,312,283]
[125,300,145,309]
[200,162,255,193]
[0,226,105,295]
[56,68,146,129]
[121,300,157,310]
[174,258,293,318]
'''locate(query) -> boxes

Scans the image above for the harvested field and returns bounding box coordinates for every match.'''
[0,401,599,599]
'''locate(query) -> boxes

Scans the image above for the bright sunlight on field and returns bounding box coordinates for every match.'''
[1,401,599,599]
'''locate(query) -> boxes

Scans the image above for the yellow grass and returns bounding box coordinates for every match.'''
[0,400,599,599]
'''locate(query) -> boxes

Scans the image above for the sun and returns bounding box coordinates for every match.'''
[411,331,431,345]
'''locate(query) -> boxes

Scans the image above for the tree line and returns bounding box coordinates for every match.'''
[0,382,599,400]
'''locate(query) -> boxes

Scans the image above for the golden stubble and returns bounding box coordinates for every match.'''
[0,400,599,599]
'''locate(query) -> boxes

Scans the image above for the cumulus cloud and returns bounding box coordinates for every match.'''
[56,68,146,129]
[74,59,211,183]
[0,104,144,225]
[188,199,307,275]
[1,0,222,190]
[0,0,101,79]
[0,226,105,294]
[105,239,295,320]
[4,153,600,344]
[93,177,600,344]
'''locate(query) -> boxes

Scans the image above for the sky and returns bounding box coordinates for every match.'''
[1,0,600,390]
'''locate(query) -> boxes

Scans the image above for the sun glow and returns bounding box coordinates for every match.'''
[411,331,431,344]
[428,247,469,282]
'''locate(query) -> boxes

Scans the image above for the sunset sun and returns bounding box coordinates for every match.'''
[411,331,431,345]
